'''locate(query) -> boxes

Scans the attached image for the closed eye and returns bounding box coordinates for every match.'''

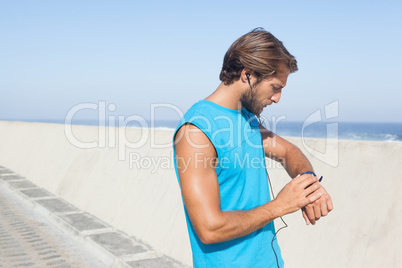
[273,86,282,92]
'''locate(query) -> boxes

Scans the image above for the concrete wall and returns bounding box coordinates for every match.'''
[0,121,401,267]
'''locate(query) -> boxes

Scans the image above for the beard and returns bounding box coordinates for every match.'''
[240,85,264,116]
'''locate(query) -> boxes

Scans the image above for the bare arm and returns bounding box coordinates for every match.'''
[259,124,313,178]
[259,124,334,225]
[174,124,322,244]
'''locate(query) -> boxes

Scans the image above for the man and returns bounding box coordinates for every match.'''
[172,28,333,267]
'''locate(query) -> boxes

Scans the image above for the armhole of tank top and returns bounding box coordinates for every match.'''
[173,122,219,163]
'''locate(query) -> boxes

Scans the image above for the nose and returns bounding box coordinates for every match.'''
[271,92,282,104]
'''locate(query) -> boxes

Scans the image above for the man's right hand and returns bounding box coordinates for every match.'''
[274,174,322,216]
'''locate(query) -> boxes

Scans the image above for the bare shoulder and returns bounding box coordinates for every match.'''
[174,123,216,158]
[174,123,217,175]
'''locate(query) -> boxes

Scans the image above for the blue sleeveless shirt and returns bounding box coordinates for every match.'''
[173,100,284,268]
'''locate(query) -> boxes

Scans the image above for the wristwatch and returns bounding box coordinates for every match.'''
[301,171,323,182]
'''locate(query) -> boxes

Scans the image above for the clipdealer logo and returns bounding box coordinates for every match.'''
[301,100,339,167]
[64,102,184,161]
[63,100,340,171]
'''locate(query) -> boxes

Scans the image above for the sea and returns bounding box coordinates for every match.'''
[6,119,402,143]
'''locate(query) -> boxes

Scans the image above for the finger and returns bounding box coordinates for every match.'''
[313,201,322,221]
[306,192,322,206]
[293,173,311,184]
[302,209,310,225]
[321,198,329,216]
[299,174,318,189]
[305,205,316,225]
[303,181,321,197]
[318,186,333,212]
[326,195,334,212]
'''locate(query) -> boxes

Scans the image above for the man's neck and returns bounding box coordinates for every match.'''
[204,82,244,111]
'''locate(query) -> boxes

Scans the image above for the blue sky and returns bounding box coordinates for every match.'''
[1,0,401,123]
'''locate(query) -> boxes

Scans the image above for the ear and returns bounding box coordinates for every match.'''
[240,68,252,83]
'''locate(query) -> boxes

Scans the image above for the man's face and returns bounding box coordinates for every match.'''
[240,65,290,116]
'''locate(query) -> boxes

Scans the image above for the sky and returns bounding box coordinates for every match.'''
[1,0,401,124]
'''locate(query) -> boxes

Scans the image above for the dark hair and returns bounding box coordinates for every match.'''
[219,28,298,85]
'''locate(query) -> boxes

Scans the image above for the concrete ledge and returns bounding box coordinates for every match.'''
[0,121,191,265]
[0,169,188,268]
[8,180,37,189]
[59,213,109,231]
[1,121,401,267]
[20,188,52,198]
